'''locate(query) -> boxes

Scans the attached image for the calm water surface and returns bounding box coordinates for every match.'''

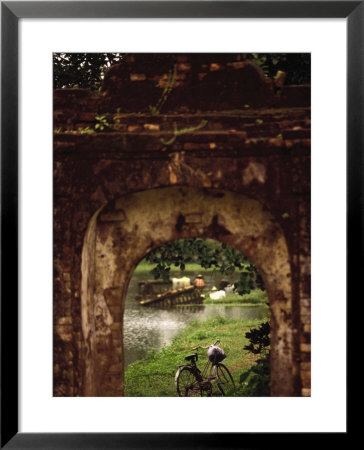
[123,270,270,368]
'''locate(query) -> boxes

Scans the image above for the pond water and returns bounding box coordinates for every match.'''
[123,269,270,368]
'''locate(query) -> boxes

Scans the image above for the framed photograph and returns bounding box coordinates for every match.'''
[2,1,356,448]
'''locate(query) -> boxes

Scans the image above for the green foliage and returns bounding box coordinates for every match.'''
[231,321,271,396]
[145,238,265,294]
[190,330,210,341]
[245,53,310,85]
[209,315,228,326]
[150,263,171,282]
[244,321,270,355]
[54,53,310,91]
[145,238,221,273]
[159,120,208,146]
[149,64,177,115]
[250,54,270,77]
[237,357,270,396]
[77,126,95,135]
[233,265,265,295]
[94,115,111,131]
[53,53,124,89]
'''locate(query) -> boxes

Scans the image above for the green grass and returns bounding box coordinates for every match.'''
[203,289,269,305]
[134,260,220,278]
[124,315,267,397]
[134,261,268,306]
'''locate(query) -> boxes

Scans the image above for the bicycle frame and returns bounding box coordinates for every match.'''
[200,359,218,382]
[178,353,219,384]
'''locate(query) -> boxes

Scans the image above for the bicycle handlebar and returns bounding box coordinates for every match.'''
[192,339,220,350]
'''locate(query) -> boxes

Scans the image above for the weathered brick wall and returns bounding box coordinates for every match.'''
[53,54,310,397]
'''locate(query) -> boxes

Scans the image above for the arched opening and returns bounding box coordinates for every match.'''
[123,238,270,396]
[81,186,293,396]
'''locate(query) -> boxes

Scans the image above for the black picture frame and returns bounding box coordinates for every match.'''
[1,1,357,448]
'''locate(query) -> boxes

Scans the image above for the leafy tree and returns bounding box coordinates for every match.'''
[245,53,310,85]
[236,322,270,396]
[244,321,270,355]
[234,264,265,295]
[54,52,309,90]
[145,238,265,294]
[53,53,124,89]
[238,357,270,396]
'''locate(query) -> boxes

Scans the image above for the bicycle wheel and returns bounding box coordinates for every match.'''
[175,367,202,397]
[215,363,235,396]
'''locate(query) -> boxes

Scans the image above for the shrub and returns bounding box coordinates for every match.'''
[234,321,270,396]
[238,357,270,396]
[244,321,270,354]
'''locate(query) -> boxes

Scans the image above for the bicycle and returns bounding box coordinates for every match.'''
[175,339,235,396]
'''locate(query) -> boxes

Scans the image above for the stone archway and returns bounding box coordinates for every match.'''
[81,186,293,397]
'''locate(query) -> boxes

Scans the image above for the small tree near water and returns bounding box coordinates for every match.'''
[238,322,270,396]
[145,238,265,294]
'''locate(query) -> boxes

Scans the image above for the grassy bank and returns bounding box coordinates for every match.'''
[134,260,222,278]
[203,289,269,306]
[134,260,268,306]
[124,315,266,397]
